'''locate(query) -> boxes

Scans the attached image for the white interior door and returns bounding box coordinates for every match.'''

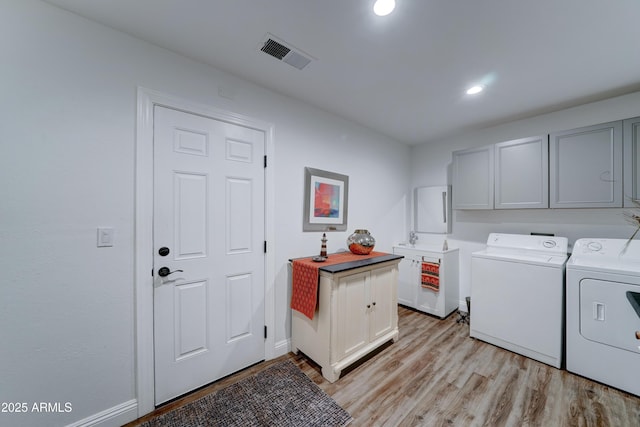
[153,105,265,405]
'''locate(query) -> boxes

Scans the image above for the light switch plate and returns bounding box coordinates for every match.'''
[97,227,115,247]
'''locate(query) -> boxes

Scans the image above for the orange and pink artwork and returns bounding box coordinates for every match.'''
[313,182,341,218]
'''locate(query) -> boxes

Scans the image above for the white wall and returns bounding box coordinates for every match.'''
[0,1,410,426]
[410,91,640,306]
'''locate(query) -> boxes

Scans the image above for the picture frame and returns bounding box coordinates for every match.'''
[303,167,349,231]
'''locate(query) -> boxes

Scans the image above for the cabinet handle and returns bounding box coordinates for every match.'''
[367,304,371,308]
[442,191,447,223]
[372,302,376,306]
[599,171,615,182]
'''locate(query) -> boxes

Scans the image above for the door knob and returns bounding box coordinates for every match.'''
[157,267,183,277]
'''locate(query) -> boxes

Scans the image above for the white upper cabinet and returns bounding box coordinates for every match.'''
[452,137,548,210]
[414,186,451,233]
[623,116,640,207]
[549,121,623,208]
[495,135,549,209]
[452,145,494,209]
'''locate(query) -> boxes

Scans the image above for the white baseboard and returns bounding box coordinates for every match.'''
[66,399,137,427]
[273,338,291,358]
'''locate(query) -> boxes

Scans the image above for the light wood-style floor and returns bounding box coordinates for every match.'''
[127,306,640,427]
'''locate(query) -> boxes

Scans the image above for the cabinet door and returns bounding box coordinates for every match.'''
[369,266,396,341]
[623,116,640,207]
[395,254,417,307]
[495,135,549,209]
[414,186,450,233]
[335,271,369,360]
[550,121,623,208]
[452,145,494,209]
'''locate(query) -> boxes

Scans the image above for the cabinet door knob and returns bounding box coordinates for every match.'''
[367,304,371,309]
[372,302,376,306]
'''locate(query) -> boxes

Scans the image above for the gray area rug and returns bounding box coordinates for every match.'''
[141,360,352,426]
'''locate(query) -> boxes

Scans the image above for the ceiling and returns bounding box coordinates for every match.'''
[44,0,640,145]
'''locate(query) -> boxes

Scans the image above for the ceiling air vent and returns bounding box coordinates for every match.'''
[260,34,313,70]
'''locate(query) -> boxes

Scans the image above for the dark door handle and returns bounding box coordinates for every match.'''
[158,267,183,277]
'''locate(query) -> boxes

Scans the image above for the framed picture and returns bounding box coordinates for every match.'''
[303,167,349,231]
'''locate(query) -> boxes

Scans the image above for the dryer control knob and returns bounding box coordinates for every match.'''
[543,240,556,248]
[587,241,603,252]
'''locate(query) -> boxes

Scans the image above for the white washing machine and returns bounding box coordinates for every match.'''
[566,238,640,397]
[471,233,569,368]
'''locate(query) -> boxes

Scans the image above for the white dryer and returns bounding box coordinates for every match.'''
[471,233,569,368]
[566,238,640,397]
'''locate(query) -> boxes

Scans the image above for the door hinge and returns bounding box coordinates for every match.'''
[264,241,267,253]
[264,155,267,168]
[264,325,267,339]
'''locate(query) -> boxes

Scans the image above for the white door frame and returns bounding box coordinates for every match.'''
[134,87,276,416]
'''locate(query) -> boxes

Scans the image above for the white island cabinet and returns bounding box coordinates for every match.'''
[393,245,459,318]
[291,254,402,383]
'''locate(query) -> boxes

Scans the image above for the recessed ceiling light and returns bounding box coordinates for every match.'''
[466,85,484,95]
[374,0,396,16]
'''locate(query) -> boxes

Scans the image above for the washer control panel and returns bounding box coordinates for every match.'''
[486,233,568,255]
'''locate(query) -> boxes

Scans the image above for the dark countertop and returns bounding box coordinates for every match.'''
[319,253,403,273]
[290,252,404,273]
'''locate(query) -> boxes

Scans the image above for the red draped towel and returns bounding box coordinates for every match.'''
[291,251,386,320]
[421,261,440,292]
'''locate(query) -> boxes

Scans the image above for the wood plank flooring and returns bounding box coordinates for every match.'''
[127,306,640,427]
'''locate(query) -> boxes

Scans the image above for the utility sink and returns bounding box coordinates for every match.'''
[395,242,450,252]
